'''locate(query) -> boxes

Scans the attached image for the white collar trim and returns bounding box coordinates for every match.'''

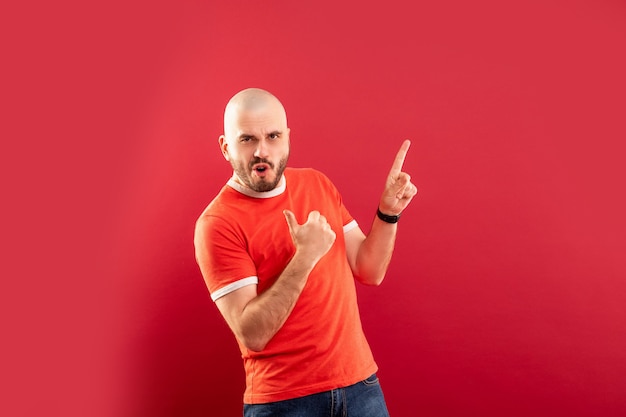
[227,173,286,199]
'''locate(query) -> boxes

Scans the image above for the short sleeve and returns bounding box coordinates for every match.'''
[314,170,356,230]
[194,214,258,301]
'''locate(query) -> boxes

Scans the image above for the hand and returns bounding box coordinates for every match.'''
[283,210,337,263]
[379,140,418,216]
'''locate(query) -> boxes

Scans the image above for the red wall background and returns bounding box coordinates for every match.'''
[4,1,626,416]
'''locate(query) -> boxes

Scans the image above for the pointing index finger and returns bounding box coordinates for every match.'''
[389,139,411,177]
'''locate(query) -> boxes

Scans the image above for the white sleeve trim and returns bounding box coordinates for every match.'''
[343,219,358,234]
[211,276,259,302]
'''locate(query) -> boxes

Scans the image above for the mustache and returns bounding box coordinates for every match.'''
[249,158,274,169]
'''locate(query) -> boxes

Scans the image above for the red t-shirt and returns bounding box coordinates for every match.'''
[194,167,377,404]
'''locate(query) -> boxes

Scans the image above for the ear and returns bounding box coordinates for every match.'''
[218,135,230,161]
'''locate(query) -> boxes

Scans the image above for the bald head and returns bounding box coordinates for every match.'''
[219,88,291,192]
[223,88,288,139]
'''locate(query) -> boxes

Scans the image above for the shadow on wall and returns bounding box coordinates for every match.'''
[122,247,245,417]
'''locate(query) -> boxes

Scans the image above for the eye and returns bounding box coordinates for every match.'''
[269,132,280,140]
[240,136,253,142]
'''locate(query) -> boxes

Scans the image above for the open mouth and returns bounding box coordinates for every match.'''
[252,163,271,175]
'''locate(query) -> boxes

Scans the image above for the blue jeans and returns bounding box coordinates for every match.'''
[243,374,390,417]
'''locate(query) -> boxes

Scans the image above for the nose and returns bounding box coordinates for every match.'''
[254,138,270,159]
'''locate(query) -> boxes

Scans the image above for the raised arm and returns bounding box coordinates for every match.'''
[345,140,418,285]
[212,210,336,352]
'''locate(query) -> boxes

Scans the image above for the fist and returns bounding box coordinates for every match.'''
[283,210,336,263]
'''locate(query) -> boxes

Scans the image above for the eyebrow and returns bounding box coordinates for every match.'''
[238,130,282,139]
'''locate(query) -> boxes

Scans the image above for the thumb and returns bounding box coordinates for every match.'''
[394,173,411,198]
[283,209,299,234]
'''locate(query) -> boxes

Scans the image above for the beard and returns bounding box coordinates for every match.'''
[231,154,289,192]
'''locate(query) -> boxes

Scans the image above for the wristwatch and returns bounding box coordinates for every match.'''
[376,208,401,223]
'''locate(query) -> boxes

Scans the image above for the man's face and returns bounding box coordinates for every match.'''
[220,103,290,192]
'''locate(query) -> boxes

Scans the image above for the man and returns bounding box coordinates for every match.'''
[194,88,417,416]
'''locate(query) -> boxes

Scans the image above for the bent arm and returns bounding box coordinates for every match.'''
[215,250,317,352]
[345,140,418,285]
[345,218,398,286]
[211,209,336,352]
